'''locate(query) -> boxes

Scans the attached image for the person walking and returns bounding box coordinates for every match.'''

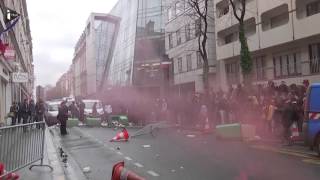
[58,101,69,135]
[9,102,19,126]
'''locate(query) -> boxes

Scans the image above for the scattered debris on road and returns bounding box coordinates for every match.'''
[186,134,196,138]
[83,166,91,173]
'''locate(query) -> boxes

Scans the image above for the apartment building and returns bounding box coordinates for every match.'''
[165,0,217,94]
[0,0,34,123]
[214,0,320,90]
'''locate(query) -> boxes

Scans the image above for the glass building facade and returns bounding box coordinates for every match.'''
[109,0,138,85]
[95,18,116,87]
[108,0,168,95]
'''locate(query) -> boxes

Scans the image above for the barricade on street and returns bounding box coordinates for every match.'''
[0,122,53,178]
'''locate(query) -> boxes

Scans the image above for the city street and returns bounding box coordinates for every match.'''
[55,126,320,180]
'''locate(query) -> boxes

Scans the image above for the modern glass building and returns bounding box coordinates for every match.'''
[108,0,169,97]
[73,13,119,98]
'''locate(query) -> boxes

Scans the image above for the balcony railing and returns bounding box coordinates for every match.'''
[310,58,320,74]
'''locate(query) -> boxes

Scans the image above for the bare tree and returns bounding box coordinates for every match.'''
[187,0,211,95]
[229,0,253,83]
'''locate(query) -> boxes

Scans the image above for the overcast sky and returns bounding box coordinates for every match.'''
[28,0,118,86]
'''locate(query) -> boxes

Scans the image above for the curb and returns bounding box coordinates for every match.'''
[45,127,67,180]
[48,127,88,180]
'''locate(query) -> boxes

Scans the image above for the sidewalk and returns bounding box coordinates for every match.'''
[250,132,319,159]
[17,127,67,180]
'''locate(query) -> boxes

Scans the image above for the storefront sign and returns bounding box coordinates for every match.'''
[4,47,15,60]
[12,72,28,83]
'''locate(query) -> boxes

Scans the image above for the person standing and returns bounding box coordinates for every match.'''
[101,104,112,126]
[35,99,46,128]
[92,102,98,117]
[78,100,85,126]
[69,101,79,119]
[20,99,29,132]
[29,99,36,123]
[17,102,23,124]
[160,98,168,121]
[9,102,19,126]
[58,101,69,135]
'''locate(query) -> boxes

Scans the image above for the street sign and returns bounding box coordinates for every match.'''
[4,47,15,60]
[12,72,28,83]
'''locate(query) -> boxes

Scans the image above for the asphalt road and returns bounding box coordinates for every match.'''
[57,126,320,180]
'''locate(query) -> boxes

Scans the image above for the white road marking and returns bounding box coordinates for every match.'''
[142,145,151,148]
[125,156,132,161]
[117,151,123,155]
[147,170,160,177]
[171,169,176,173]
[134,163,144,168]
[186,134,196,138]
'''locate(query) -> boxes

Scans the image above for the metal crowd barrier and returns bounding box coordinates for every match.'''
[0,121,53,178]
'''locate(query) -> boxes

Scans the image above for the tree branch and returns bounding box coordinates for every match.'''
[229,0,241,22]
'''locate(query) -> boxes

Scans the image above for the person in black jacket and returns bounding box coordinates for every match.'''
[29,99,36,123]
[58,101,69,135]
[69,101,79,119]
[35,99,46,128]
[17,102,23,124]
[20,99,29,124]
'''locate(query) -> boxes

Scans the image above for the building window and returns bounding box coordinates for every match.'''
[216,0,229,18]
[261,4,289,31]
[185,24,191,41]
[176,29,181,45]
[254,56,266,80]
[175,1,184,16]
[168,7,173,21]
[224,33,234,44]
[270,12,289,29]
[178,57,183,73]
[195,18,201,37]
[225,62,240,85]
[309,42,320,74]
[273,51,301,78]
[197,51,203,68]
[169,33,173,49]
[307,1,320,17]
[187,54,192,71]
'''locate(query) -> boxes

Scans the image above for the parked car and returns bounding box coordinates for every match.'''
[44,101,60,126]
[304,83,320,155]
[83,99,103,117]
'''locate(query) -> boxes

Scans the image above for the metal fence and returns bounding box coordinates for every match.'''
[0,122,53,178]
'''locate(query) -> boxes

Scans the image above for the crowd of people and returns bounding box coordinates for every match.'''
[8,80,309,142]
[106,80,309,144]
[8,99,46,128]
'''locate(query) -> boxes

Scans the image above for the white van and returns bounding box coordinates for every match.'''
[83,99,103,116]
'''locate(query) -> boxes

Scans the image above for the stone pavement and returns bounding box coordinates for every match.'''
[16,127,69,180]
